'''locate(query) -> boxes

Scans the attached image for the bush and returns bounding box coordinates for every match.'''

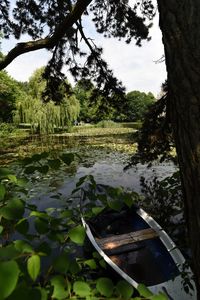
[0,123,17,136]
[95,120,121,128]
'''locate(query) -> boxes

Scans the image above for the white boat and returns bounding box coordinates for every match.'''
[81,204,196,299]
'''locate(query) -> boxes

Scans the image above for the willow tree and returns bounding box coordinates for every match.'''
[1,0,200,294]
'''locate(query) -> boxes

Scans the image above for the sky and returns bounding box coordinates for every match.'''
[1,9,166,98]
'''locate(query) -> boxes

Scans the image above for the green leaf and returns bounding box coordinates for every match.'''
[32,154,42,162]
[36,165,49,174]
[53,252,70,273]
[84,259,97,269]
[151,293,169,300]
[35,218,49,234]
[116,280,134,299]
[7,175,17,183]
[48,159,61,170]
[60,153,75,165]
[68,225,86,245]
[27,255,40,281]
[92,207,105,215]
[137,284,153,297]
[30,211,49,219]
[14,240,33,253]
[0,225,3,234]
[24,166,37,174]
[75,175,88,187]
[0,167,13,178]
[0,260,20,298]
[0,199,25,220]
[73,281,91,297]
[107,199,123,211]
[0,244,19,260]
[96,278,114,297]
[123,193,134,208]
[0,184,6,201]
[51,275,69,299]
[15,218,29,234]
[69,259,81,275]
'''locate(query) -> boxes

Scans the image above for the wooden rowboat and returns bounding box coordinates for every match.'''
[81,205,196,299]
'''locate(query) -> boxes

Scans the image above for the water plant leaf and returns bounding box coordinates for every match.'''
[0,167,13,178]
[116,280,134,299]
[96,277,114,297]
[60,153,75,165]
[7,174,17,183]
[73,281,91,297]
[137,284,153,297]
[24,166,37,174]
[35,217,49,234]
[68,225,85,245]
[51,275,69,299]
[0,199,25,220]
[0,260,20,298]
[0,184,6,201]
[15,218,29,234]
[27,255,40,281]
[48,159,61,170]
[151,293,168,300]
[36,165,49,174]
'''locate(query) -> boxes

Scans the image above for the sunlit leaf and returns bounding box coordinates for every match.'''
[151,293,168,300]
[137,284,153,297]
[14,240,33,253]
[0,260,20,298]
[84,259,97,269]
[96,277,114,297]
[27,255,40,281]
[73,281,91,297]
[51,275,69,299]
[68,225,86,245]
[7,174,17,183]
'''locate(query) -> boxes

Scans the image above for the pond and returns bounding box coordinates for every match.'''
[4,132,176,212]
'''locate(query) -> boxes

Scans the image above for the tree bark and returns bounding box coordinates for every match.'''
[157,0,200,296]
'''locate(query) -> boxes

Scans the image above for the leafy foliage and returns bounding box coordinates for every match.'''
[0,154,169,300]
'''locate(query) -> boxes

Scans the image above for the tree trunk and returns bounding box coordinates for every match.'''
[157,0,200,297]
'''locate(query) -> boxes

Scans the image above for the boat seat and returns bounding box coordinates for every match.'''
[96,228,158,255]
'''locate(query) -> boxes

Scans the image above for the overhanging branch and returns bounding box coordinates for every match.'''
[0,0,93,70]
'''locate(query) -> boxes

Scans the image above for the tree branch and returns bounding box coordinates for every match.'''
[0,0,93,70]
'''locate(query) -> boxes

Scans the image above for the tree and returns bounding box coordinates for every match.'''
[125,90,155,121]
[14,67,80,133]
[0,71,26,122]
[1,0,200,295]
